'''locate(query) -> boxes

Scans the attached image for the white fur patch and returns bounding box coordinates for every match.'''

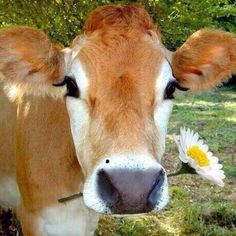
[66,98,89,149]
[66,97,90,175]
[154,59,174,156]
[83,153,169,214]
[70,59,89,99]
[62,46,82,75]
[0,176,20,209]
[41,199,99,236]
[66,58,90,174]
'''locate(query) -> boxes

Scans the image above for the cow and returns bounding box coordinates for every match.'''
[0,4,235,236]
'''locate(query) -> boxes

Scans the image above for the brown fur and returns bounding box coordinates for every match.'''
[0,87,84,233]
[78,31,163,166]
[15,96,83,210]
[0,27,65,94]
[0,83,17,181]
[172,29,236,91]
[70,4,165,168]
[84,4,158,35]
[0,4,236,235]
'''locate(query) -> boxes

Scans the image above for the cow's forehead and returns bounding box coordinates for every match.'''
[76,32,167,103]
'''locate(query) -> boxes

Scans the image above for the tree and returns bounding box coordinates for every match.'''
[0,0,235,50]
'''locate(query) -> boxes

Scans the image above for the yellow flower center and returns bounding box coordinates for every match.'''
[187,146,210,167]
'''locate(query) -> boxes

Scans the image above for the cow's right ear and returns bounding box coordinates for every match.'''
[0,26,66,96]
[171,29,236,92]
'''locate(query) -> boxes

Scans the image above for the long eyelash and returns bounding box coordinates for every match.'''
[53,76,80,98]
[65,79,80,98]
[164,81,176,99]
[53,76,72,87]
[172,81,189,91]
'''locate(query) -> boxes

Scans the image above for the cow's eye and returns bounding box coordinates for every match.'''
[164,81,176,99]
[64,76,80,98]
[53,76,80,98]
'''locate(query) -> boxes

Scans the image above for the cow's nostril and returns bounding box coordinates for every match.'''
[147,169,165,208]
[97,169,120,207]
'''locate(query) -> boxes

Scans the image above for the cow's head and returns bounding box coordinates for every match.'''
[0,4,235,214]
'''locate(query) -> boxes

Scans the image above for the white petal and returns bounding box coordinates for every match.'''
[208,151,213,157]
[209,155,218,164]
[182,127,189,146]
[201,144,209,152]
[186,128,193,147]
[179,152,189,163]
[188,158,199,170]
[173,135,182,152]
[179,128,187,150]
[197,168,225,186]
[173,134,189,163]
[192,132,200,144]
[200,171,225,187]
[197,139,204,146]
[212,163,223,169]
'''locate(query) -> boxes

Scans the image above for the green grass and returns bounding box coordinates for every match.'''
[167,85,236,153]
[97,187,236,236]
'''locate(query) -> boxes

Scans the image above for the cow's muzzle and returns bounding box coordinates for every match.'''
[97,167,165,214]
[83,153,169,214]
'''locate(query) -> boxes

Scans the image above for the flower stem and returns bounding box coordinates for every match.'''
[168,171,186,177]
[58,192,83,203]
[167,163,197,177]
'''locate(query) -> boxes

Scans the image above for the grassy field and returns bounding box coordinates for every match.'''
[1,86,236,236]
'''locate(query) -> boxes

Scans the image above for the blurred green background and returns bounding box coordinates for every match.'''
[0,0,236,49]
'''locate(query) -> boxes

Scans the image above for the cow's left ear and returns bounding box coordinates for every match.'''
[172,29,236,92]
[0,26,66,96]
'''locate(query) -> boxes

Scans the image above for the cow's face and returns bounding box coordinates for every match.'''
[63,5,181,214]
[1,4,235,215]
[66,31,173,214]
[61,5,236,214]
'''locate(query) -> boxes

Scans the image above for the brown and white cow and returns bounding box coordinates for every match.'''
[0,4,235,236]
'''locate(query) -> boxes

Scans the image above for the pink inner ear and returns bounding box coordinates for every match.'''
[184,66,203,76]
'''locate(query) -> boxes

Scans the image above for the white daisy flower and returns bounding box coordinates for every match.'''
[173,127,225,187]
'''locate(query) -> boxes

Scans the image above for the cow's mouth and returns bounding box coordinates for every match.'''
[83,153,169,215]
